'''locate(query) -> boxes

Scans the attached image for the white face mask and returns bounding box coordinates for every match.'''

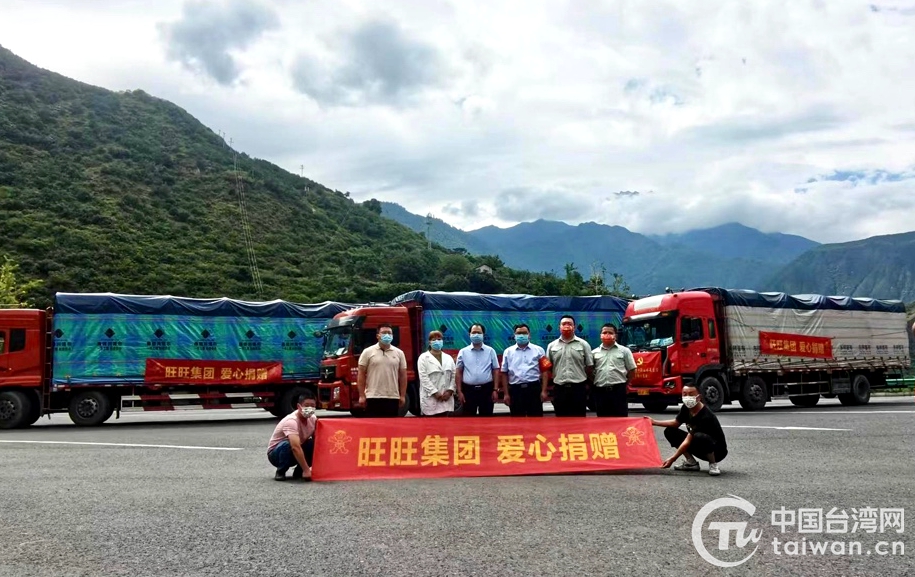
[682,396,698,409]
[300,406,316,418]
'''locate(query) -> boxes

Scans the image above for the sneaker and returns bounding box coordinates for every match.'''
[674,460,701,471]
[708,463,721,476]
[274,468,288,481]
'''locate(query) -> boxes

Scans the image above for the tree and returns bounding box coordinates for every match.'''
[362,198,383,214]
[562,263,586,296]
[0,255,43,307]
[439,254,472,278]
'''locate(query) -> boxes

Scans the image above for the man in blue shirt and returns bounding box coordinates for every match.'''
[456,323,500,416]
[501,324,549,417]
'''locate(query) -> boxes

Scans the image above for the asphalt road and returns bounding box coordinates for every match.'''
[2,397,914,577]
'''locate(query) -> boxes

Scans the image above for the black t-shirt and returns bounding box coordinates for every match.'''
[676,405,727,451]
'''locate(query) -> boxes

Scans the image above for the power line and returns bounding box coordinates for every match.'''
[230,138,264,298]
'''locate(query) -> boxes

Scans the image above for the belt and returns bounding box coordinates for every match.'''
[464,381,493,388]
[510,381,539,389]
[554,380,587,387]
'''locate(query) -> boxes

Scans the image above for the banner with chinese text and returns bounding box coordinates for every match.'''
[312,417,661,481]
[144,359,283,384]
[759,331,833,359]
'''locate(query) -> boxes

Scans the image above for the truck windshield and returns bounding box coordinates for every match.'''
[620,317,676,351]
[323,327,352,358]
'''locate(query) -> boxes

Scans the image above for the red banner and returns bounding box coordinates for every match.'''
[311,417,661,481]
[759,332,833,359]
[631,352,662,385]
[144,359,283,384]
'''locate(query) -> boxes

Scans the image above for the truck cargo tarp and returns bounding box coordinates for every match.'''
[693,287,906,313]
[51,294,354,387]
[689,289,910,371]
[392,291,630,351]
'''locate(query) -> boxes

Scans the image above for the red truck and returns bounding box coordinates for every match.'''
[0,293,352,428]
[316,290,629,415]
[620,288,911,412]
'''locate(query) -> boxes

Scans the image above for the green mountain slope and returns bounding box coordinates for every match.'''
[0,48,486,304]
[0,46,559,306]
[767,232,915,301]
[651,222,819,265]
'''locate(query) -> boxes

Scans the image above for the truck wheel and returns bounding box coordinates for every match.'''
[789,395,820,407]
[698,376,725,412]
[0,391,33,429]
[839,375,871,406]
[641,401,669,413]
[401,387,415,417]
[68,391,113,426]
[25,392,42,426]
[738,377,767,411]
[277,387,312,417]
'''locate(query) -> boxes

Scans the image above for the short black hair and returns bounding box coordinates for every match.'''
[297,390,316,404]
[377,324,393,333]
[513,323,530,333]
[601,323,617,333]
[560,315,575,324]
[469,323,486,334]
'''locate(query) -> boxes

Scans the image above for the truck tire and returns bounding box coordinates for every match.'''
[698,376,725,412]
[0,391,33,429]
[277,387,312,417]
[789,395,820,407]
[738,377,767,411]
[641,401,669,413]
[68,391,113,426]
[401,386,416,417]
[839,375,871,406]
[25,392,42,426]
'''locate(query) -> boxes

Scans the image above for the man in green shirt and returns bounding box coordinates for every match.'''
[545,315,594,417]
[590,324,636,417]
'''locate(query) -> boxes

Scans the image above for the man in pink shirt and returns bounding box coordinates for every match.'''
[267,390,317,481]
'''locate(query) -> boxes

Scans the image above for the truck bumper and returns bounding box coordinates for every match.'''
[628,376,683,403]
[317,380,350,410]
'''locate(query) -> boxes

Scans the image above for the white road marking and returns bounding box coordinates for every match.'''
[0,440,243,451]
[721,425,852,431]
[796,410,915,414]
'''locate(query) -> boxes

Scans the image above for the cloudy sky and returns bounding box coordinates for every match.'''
[3,0,914,243]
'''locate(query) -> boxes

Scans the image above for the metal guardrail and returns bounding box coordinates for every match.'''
[884,377,915,390]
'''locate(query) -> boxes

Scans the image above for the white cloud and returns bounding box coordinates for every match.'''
[1,0,914,243]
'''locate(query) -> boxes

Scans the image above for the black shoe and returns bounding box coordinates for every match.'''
[274,468,288,481]
[291,466,303,480]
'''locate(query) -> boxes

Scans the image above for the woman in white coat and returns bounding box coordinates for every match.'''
[418,330,456,416]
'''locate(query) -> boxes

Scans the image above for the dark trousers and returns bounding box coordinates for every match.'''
[664,427,727,463]
[268,438,314,472]
[508,382,543,417]
[591,384,629,417]
[552,381,588,417]
[461,382,495,416]
[365,398,400,417]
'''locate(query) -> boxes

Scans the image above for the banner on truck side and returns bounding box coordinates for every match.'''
[311,417,661,481]
[144,359,283,384]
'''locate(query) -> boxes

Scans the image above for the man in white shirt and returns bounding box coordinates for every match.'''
[501,324,549,417]
[456,323,500,416]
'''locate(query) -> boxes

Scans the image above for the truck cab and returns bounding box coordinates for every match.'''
[620,292,724,412]
[0,309,48,428]
[316,304,421,416]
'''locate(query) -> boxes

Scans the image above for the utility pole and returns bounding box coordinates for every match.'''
[425,213,433,250]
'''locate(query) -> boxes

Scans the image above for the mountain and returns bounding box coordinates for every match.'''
[0,46,565,306]
[379,205,820,293]
[380,202,494,255]
[652,222,819,265]
[767,231,915,302]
